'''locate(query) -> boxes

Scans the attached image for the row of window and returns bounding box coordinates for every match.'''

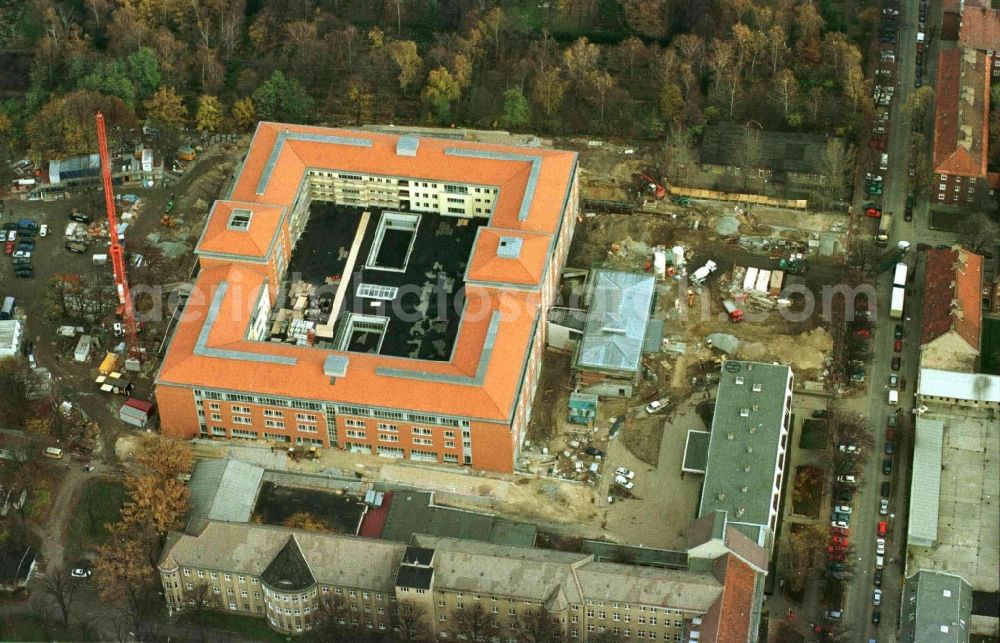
[195,389,322,411]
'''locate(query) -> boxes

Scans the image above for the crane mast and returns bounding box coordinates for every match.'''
[95,112,141,361]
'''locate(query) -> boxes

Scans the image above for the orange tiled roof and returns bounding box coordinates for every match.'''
[465,228,551,286]
[920,247,984,352]
[959,6,1000,50]
[933,49,991,178]
[706,554,758,643]
[157,124,577,422]
[196,201,286,258]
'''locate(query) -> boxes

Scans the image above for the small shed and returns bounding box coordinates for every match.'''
[74,335,93,362]
[119,398,154,427]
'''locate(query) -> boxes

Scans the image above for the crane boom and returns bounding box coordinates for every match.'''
[95,112,141,361]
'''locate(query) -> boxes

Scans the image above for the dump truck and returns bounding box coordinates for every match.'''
[722,300,744,322]
[876,212,893,246]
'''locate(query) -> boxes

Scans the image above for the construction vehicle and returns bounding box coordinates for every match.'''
[636,173,667,199]
[691,260,717,284]
[875,212,893,246]
[160,215,176,228]
[165,194,175,213]
[722,299,744,322]
[779,255,809,275]
[671,195,691,206]
[95,112,141,362]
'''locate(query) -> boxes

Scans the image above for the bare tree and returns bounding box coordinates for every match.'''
[663,124,695,183]
[818,139,854,207]
[190,582,220,617]
[41,568,80,628]
[513,605,566,642]
[847,241,879,275]
[734,126,763,189]
[394,600,432,641]
[957,212,1000,254]
[456,602,501,642]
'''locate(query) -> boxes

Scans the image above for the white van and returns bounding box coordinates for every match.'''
[888,389,899,405]
[876,555,884,570]
[43,447,63,459]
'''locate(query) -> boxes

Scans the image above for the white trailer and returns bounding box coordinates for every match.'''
[743,266,759,292]
[892,263,908,288]
[890,286,905,320]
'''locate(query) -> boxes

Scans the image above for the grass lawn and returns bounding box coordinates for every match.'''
[799,419,828,449]
[176,611,292,642]
[982,318,1000,375]
[66,480,126,557]
[0,614,98,642]
[928,209,970,232]
[791,465,824,518]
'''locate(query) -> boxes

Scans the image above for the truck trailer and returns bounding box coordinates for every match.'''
[890,286,905,320]
[892,262,908,288]
[876,213,893,246]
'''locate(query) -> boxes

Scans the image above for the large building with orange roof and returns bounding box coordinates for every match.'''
[155,123,580,472]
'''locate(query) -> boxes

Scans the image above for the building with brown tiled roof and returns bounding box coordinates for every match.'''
[154,123,580,473]
[931,49,992,206]
[159,510,767,642]
[919,246,984,372]
[959,5,1000,59]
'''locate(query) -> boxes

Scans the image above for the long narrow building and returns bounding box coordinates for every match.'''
[155,124,579,473]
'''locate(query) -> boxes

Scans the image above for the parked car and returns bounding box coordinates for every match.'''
[878,521,888,537]
[825,609,843,621]
[894,339,903,352]
[885,442,895,456]
[876,555,885,570]
[874,570,883,587]
[831,520,849,529]
[872,610,881,624]
[894,324,904,339]
[887,413,897,428]
[881,481,891,497]
[827,563,847,572]
[3,241,13,255]
[882,459,892,475]
[831,536,849,546]
[837,475,857,484]
[645,400,663,414]
[838,492,854,503]
[71,567,92,579]
[889,373,899,388]
[12,250,30,259]
[838,444,859,454]
[585,447,605,458]
[5,230,14,242]
[876,538,886,556]
[812,409,828,418]
[892,356,901,370]
[880,498,889,515]
[834,505,853,515]
[873,589,882,606]
[69,211,91,223]
[613,475,634,490]
[17,240,35,252]
[15,268,34,278]
[614,467,635,480]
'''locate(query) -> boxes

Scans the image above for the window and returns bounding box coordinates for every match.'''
[346,430,367,439]
[265,420,285,429]
[587,610,594,618]
[211,413,222,422]
[238,575,245,583]
[233,416,252,425]
[613,613,621,621]
[599,611,606,619]
[296,413,317,422]
[263,409,283,418]
[412,427,432,436]
[413,438,433,446]
[231,405,251,414]
[186,583,193,590]
[197,570,205,578]
[209,402,220,411]
[444,431,455,438]
[241,590,248,598]
[379,434,400,443]
[377,423,398,432]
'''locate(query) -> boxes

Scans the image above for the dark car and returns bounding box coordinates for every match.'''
[894,324,904,340]
[888,413,897,428]
[17,240,35,252]
[885,442,895,456]
[839,492,854,503]
[584,446,605,458]
[892,356,901,370]
[881,481,891,497]
[15,269,34,279]
[894,339,903,352]
[904,208,913,222]
[872,610,881,625]
[882,459,892,475]
[874,570,883,587]
[69,211,91,223]
[812,409,828,418]
[1,222,17,232]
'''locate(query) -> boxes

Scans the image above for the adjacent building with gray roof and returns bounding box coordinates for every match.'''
[697,361,793,550]
[900,570,973,643]
[574,270,658,397]
[908,417,944,547]
[186,458,264,524]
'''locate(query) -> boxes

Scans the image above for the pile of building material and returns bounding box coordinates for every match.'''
[724,266,790,312]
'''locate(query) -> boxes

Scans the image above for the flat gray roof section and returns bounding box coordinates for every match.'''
[379,491,536,547]
[683,431,711,473]
[909,417,944,547]
[187,459,265,524]
[900,570,973,643]
[256,130,373,195]
[698,361,792,547]
[918,368,1000,403]
[575,271,657,374]
[194,282,298,366]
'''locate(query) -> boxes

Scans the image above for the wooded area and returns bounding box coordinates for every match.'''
[0,0,878,164]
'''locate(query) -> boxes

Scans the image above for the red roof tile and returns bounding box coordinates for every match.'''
[959,6,1000,50]
[358,491,393,538]
[196,201,286,258]
[933,49,991,178]
[920,247,984,351]
[711,554,758,643]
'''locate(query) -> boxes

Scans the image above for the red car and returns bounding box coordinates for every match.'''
[865,207,882,218]
[828,553,846,562]
[827,545,847,553]
[855,329,872,338]
[894,339,903,352]
[878,521,888,537]
[4,241,13,255]
[831,526,849,536]
[831,536,849,546]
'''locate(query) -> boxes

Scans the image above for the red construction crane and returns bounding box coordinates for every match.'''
[95,111,141,361]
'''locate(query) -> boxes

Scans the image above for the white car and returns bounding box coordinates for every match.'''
[113,322,124,336]
[876,538,886,555]
[614,475,634,490]
[5,230,15,241]
[834,505,853,514]
[880,498,889,515]
[837,475,856,484]
[873,589,882,606]
[614,467,635,480]
[39,224,48,237]
[876,555,884,570]
[645,400,663,414]
[71,568,91,579]
[838,444,859,454]
[831,520,849,529]
[12,250,30,259]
